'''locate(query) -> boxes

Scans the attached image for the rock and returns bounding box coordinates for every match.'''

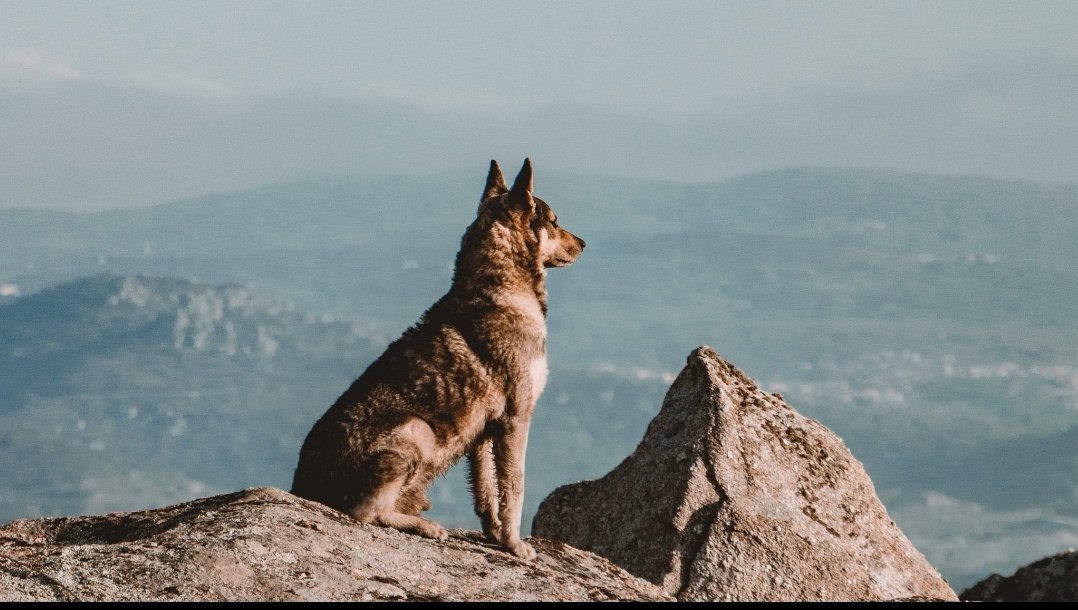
[0,487,670,602]
[960,550,1078,602]
[532,346,958,602]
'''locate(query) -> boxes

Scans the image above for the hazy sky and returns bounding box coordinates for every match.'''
[2,0,1077,210]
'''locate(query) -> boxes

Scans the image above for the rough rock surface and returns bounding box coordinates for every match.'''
[532,346,958,602]
[0,487,670,602]
[960,550,1078,602]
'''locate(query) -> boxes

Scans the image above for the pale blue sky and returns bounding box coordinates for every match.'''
[2,0,1077,209]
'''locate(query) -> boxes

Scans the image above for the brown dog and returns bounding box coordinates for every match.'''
[291,159,584,559]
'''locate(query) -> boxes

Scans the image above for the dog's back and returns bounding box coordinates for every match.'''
[291,159,584,558]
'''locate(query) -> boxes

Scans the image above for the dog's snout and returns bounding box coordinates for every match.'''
[578,237,586,249]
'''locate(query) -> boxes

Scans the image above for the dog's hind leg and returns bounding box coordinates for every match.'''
[350,420,447,541]
[395,484,432,516]
[349,450,447,541]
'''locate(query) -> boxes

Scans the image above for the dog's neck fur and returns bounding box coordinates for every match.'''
[450,215,547,316]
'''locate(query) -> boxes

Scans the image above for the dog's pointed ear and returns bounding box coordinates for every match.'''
[482,160,508,201]
[507,158,535,212]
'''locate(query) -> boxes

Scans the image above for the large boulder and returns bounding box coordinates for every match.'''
[0,487,670,602]
[961,550,1078,602]
[532,346,957,601]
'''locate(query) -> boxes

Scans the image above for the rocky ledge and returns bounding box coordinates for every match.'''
[960,549,1078,602]
[0,487,670,602]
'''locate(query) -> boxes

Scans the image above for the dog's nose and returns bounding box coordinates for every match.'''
[578,237,586,249]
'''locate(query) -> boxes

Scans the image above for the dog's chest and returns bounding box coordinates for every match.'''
[528,354,549,399]
[495,292,549,405]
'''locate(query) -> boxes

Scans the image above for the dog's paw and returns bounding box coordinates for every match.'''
[480,521,502,544]
[418,519,448,542]
[504,538,536,561]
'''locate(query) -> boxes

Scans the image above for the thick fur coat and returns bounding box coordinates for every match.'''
[291,159,584,559]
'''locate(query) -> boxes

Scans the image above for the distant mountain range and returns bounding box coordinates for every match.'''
[1,167,1076,589]
[4,167,1076,369]
[0,274,384,518]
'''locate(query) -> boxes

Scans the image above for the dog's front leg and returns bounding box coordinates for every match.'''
[493,415,536,560]
[466,434,502,542]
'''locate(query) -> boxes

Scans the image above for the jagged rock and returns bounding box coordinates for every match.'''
[960,550,1078,602]
[0,487,670,602]
[532,346,957,602]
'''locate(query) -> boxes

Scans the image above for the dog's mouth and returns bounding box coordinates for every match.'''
[544,256,577,268]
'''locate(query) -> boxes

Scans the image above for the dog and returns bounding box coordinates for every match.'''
[291,159,584,559]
